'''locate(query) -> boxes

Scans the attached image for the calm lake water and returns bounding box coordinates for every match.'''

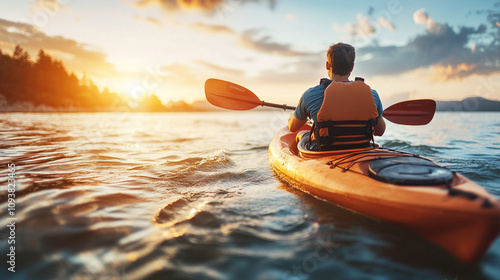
[0,111,499,280]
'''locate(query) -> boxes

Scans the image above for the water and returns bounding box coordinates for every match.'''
[0,111,499,280]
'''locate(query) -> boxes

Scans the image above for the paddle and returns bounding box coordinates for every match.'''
[205,78,436,125]
[205,78,296,111]
[383,99,436,125]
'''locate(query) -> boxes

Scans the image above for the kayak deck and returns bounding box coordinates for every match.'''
[269,126,500,264]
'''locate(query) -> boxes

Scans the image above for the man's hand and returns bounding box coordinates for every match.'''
[374,117,386,136]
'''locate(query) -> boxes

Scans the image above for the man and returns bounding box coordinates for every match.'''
[288,42,386,151]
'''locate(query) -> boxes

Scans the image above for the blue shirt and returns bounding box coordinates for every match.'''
[294,81,383,123]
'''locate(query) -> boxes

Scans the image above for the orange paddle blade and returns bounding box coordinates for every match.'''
[383,99,436,125]
[205,79,263,110]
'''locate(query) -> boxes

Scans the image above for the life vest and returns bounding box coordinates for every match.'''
[312,79,379,151]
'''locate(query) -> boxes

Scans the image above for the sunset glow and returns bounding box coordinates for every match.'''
[1,2,500,278]
[1,0,499,106]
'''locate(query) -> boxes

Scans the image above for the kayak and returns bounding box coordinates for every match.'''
[203,78,500,263]
[269,125,500,264]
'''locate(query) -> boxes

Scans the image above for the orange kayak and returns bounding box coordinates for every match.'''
[269,125,500,264]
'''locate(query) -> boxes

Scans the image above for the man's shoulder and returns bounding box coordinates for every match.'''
[370,88,380,97]
[303,83,326,96]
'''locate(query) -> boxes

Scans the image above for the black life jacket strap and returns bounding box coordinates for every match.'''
[319,78,332,88]
[315,122,322,151]
[315,119,376,151]
[308,122,315,150]
[318,142,372,151]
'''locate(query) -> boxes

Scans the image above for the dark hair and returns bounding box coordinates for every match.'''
[327,43,355,76]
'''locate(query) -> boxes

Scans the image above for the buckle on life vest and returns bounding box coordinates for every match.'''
[313,119,376,151]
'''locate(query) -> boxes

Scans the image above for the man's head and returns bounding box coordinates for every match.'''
[326,43,355,78]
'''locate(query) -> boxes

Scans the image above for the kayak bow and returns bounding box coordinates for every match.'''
[269,125,500,264]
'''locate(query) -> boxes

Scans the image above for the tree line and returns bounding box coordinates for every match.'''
[0,45,166,111]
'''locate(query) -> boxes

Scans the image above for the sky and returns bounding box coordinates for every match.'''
[0,0,499,106]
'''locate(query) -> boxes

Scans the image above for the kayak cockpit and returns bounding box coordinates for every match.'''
[295,130,455,186]
[296,130,376,158]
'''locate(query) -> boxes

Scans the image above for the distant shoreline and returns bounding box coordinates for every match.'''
[2,97,500,113]
[436,97,500,112]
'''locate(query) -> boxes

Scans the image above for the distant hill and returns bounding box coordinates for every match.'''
[436,97,500,112]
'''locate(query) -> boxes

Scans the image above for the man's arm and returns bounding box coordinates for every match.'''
[374,117,386,136]
[370,89,385,136]
[288,114,307,132]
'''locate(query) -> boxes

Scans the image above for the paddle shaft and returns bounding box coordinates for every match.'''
[263,101,296,111]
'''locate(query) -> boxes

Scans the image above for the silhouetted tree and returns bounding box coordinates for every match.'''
[137,94,167,112]
[0,46,170,111]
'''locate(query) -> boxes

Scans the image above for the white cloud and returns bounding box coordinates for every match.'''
[334,12,396,41]
[356,19,496,80]
[357,13,376,36]
[335,13,375,39]
[32,0,70,14]
[413,8,428,25]
[239,29,310,56]
[135,0,277,14]
[413,8,446,34]
[0,18,115,77]
[378,17,395,31]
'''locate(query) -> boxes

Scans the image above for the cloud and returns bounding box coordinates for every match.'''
[135,0,222,12]
[159,16,303,58]
[195,60,244,75]
[0,19,36,43]
[162,63,202,85]
[334,13,375,39]
[413,8,446,34]
[188,22,235,34]
[413,8,428,25]
[0,18,115,77]
[170,20,304,58]
[254,51,325,83]
[358,13,376,35]
[159,62,223,102]
[377,17,395,31]
[239,29,310,56]
[30,0,71,23]
[431,63,477,81]
[161,60,245,87]
[157,60,252,101]
[32,0,70,13]
[334,12,396,41]
[151,13,235,35]
[135,0,277,14]
[136,16,163,26]
[356,9,498,80]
